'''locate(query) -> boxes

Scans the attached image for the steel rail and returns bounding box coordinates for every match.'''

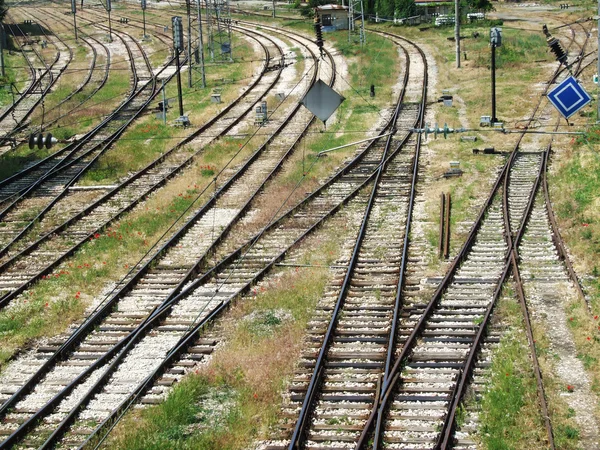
[0,12,67,136]
[0,23,144,208]
[0,27,286,425]
[0,18,58,133]
[0,26,153,262]
[432,21,593,450]
[354,23,585,448]
[0,31,329,448]
[0,26,268,309]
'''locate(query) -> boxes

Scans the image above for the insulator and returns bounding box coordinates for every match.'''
[542,24,550,38]
[547,37,567,64]
[314,16,323,49]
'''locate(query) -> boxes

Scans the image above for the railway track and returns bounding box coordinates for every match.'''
[350,25,594,449]
[255,22,594,449]
[0,22,293,310]
[0,24,322,446]
[0,21,416,448]
[0,13,71,146]
[9,14,113,138]
[0,7,175,206]
[0,24,158,261]
[256,31,426,450]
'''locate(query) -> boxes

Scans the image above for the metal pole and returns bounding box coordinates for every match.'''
[360,0,365,46]
[273,0,276,18]
[0,25,5,78]
[73,13,78,42]
[162,79,167,125]
[197,0,207,88]
[187,0,192,87]
[175,49,184,117]
[597,0,599,122]
[491,43,497,122]
[108,10,112,42]
[455,0,460,68]
[72,0,78,42]
[143,9,147,38]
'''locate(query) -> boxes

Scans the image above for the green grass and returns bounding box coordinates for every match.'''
[0,183,206,367]
[107,267,329,450]
[79,34,256,185]
[477,293,552,449]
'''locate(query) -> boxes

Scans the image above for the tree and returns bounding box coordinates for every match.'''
[299,0,330,18]
[376,0,394,18]
[395,0,415,18]
[0,0,6,22]
[466,0,494,12]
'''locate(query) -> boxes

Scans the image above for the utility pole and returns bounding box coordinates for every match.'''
[0,24,6,78]
[71,0,78,42]
[106,0,113,42]
[490,27,502,123]
[161,80,167,124]
[196,0,206,88]
[172,16,185,118]
[455,0,460,68]
[141,0,148,39]
[186,0,192,88]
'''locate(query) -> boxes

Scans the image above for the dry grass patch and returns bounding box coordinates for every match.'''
[105,267,329,450]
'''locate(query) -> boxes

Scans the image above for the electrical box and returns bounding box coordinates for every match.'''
[490,27,502,47]
[141,0,146,10]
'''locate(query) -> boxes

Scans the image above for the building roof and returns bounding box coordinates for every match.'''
[317,4,349,11]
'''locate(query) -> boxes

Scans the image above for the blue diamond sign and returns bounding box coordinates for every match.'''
[547,76,592,119]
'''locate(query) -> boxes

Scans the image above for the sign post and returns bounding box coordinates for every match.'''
[490,27,502,123]
[547,75,592,119]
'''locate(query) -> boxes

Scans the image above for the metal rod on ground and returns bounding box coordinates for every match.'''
[187,0,192,88]
[443,192,451,259]
[439,192,445,258]
[455,0,460,68]
[196,0,206,88]
[317,133,393,156]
